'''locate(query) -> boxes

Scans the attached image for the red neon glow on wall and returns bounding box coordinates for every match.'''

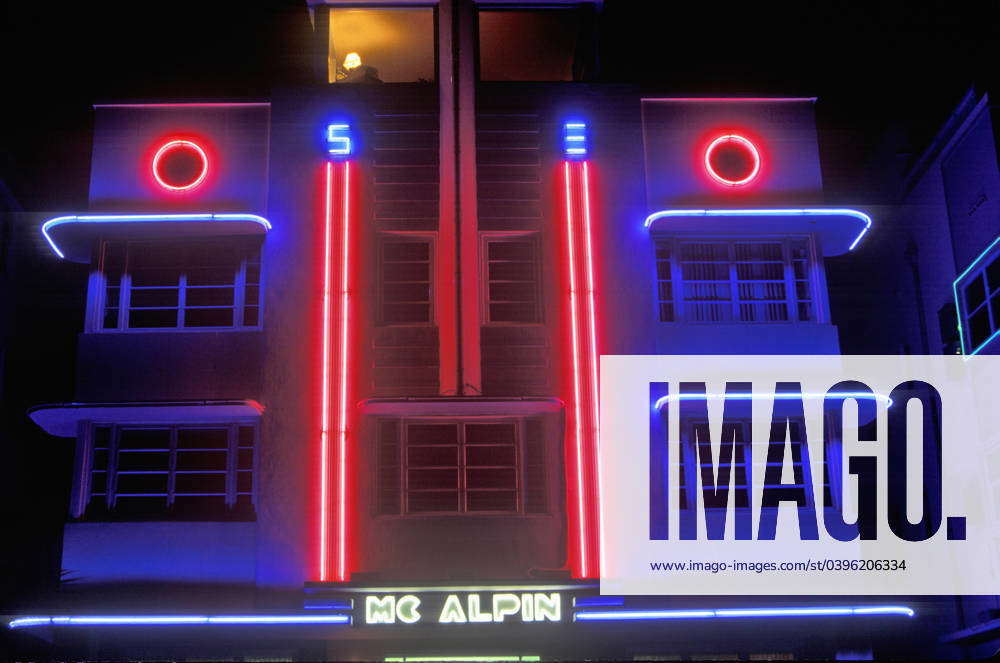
[151,139,209,191]
[561,160,601,579]
[318,160,353,582]
[704,134,761,187]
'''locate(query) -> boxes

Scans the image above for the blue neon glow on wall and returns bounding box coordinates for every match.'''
[327,123,353,157]
[952,234,1000,357]
[574,605,914,622]
[304,600,353,610]
[40,214,273,259]
[573,596,626,607]
[8,614,351,629]
[653,391,893,412]
[642,208,873,251]
[563,122,588,158]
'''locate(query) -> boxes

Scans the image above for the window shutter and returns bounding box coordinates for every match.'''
[370,99,441,396]
[376,420,401,515]
[523,416,547,513]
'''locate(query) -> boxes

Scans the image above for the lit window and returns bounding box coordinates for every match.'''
[957,248,1000,354]
[375,418,547,515]
[654,238,816,323]
[83,423,257,519]
[328,8,435,84]
[484,237,542,323]
[94,239,262,331]
[478,9,592,81]
[379,238,432,325]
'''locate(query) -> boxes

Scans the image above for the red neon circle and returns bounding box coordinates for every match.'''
[704,134,761,186]
[151,139,209,191]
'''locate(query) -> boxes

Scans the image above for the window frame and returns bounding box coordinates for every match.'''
[377,233,436,327]
[480,232,544,326]
[956,242,1000,355]
[376,416,537,517]
[72,421,259,520]
[86,238,264,334]
[324,4,440,85]
[653,234,826,325]
[474,6,593,83]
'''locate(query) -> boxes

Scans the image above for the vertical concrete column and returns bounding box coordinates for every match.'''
[437,0,460,395]
[456,0,482,394]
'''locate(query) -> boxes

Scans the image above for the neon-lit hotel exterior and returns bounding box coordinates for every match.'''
[6,2,1000,660]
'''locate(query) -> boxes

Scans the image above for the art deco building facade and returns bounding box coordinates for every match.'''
[6,1,997,660]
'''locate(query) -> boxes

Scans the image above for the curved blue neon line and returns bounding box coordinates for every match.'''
[573,605,913,621]
[642,208,873,251]
[9,614,350,629]
[653,391,893,412]
[41,214,273,259]
[953,234,1000,357]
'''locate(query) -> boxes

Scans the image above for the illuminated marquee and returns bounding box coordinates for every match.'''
[363,592,562,625]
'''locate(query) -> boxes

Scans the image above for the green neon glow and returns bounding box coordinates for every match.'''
[438,595,467,624]
[492,594,520,623]
[366,596,396,624]
[534,593,561,622]
[397,595,421,624]
[467,595,492,623]
[367,592,562,625]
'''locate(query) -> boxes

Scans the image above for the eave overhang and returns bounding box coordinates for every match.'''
[643,208,872,256]
[42,214,271,262]
[28,400,265,437]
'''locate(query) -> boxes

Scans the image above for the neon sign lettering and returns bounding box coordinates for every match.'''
[363,592,562,625]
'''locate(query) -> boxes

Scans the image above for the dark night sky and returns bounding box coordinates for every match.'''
[1,0,998,209]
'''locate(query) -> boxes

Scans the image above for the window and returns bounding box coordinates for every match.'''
[484,237,541,323]
[95,239,262,331]
[655,237,816,323]
[376,418,547,515]
[327,8,435,84]
[379,238,432,325]
[83,423,256,519]
[958,247,1000,353]
[478,9,593,81]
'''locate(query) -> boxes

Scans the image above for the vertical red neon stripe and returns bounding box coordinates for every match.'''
[580,160,601,577]
[336,161,351,582]
[319,160,352,582]
[562,159,600,579]
[319,163,334,581]
[563,161,588,577]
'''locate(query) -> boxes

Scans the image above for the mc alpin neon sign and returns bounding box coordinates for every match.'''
[365,592,562,625]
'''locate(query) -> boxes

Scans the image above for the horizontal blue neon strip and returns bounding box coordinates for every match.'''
[574,605,914,621]
[8,614,351,629]
[642,208,873,252]
[304,600,353,610]
[574,596,626,607]
[653,391,893,412]
[41,214,273,259]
